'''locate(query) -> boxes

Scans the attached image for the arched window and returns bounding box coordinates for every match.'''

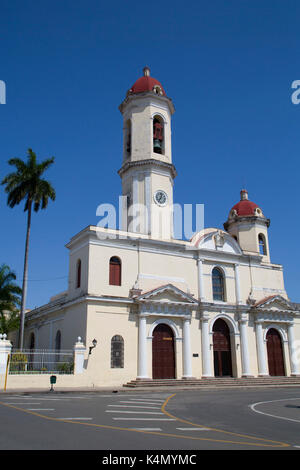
[111,335,124,368]
[153,116,164,155]
[258,234,267,256]
[109,256,121,286]
[76,259,81,288]
[29,332,35,350]
[212,267,225,301]
[55,330,61,351]
[125,120,131,157]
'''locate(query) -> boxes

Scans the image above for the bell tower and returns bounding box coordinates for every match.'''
[118,67,177,239]
[224,189,271,262]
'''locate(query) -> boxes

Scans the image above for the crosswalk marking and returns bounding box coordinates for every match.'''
[176,427,211,431]
[27,408,55,411]
[106,410,164,414]
[112,418,176,421]
[108,405,161,409]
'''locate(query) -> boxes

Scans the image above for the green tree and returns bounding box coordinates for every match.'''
[1,149,56,349]
[0,264,22,335]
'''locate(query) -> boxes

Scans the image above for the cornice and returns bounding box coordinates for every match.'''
[118,158,177,179]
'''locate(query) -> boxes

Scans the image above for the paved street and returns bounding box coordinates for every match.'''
[0,387,300,451]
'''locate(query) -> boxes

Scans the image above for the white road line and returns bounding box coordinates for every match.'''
[132,428,162,431]
[119,401,164,406]
[4,397,35,400]
[249,397,300,424]
[107,405,161,409]
[26,408,55,411]
[126,398,165,402]
[112,418,176,421]
[176,427,211,431]
[5,402,41,405]
[57,417,93,420]
[106,410,164,414]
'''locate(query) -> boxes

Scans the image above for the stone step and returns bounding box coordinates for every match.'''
[123,376,300,388]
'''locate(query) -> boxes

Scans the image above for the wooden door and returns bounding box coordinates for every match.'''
[213,319,233,377]
[152,324,175,379]
[267,328,285,376]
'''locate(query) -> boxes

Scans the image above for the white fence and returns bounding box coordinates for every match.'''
[9,349,74,375]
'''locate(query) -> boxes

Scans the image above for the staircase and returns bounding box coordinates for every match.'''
[123,376,300,389]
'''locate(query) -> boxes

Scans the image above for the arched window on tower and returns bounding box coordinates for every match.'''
[125,120,131,158]
[258,234,267,255]
[76,259,81,288]
[212,267,225,302]
[111,335,124,368]
[109,256,121,286]
[153,116,164,155]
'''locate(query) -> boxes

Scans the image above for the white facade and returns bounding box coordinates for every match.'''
[20,68,300,387]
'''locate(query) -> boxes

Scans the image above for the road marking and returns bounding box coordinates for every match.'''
[108,405,161,409]
[132,428,163,431]
[126,398,165,403]
[6,402,41,405]
[120,401,165,405]
[57,417,93,420]
[112,418,176,421]
[249,398,300,424]
[106,410,164,414]
[27,408,55,411]
[176,427,211,431]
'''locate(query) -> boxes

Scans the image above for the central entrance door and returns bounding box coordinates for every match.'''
[152,324,175,379]
[266,328,285,376]
[213,319,233,377]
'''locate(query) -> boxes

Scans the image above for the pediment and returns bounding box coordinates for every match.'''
[190,228,242,255]
[136,284,198,305]
[254,295,296,313]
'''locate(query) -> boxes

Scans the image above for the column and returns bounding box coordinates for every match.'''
[201,314,213,377]
[137,314,148,379]
[197,258,205,302]
[182,317,193,378]
[255,321,269,376]
[239,314,252,377]
[234,263,242,305]
[73,337,86,374]
[287,323,300,376]
[0,334,12,389]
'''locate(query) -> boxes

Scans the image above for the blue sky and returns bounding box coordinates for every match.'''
[0,0,300,308]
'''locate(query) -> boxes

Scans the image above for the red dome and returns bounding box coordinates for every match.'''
[129,67,166,96]
[229,189,262,217]
[231,199,259,216]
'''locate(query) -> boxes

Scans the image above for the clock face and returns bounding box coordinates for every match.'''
[154,190,167,206]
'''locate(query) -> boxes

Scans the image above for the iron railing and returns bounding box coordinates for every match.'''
[9,349,74,374]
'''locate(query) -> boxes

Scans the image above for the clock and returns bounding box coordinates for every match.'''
[154,190,168,206]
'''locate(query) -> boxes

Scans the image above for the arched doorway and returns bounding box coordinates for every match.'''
[266,328,285,376]
[152,324,175,379]
[213,319,233,377]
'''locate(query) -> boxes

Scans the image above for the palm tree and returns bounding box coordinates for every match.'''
[1,148,56,349]
[0,263,22,335]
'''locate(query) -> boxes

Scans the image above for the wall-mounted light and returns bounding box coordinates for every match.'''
[89,338,97,355]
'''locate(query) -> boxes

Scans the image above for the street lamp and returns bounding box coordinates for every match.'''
[89,338,97,355]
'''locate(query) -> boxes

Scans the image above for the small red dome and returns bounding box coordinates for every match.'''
[229,189,261,217]
[129,67,166,96]
[231,200,259,216]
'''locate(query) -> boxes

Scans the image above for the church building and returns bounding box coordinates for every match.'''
[22,67,300,387]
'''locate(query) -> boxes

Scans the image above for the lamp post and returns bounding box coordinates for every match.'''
[89,339,97,355]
